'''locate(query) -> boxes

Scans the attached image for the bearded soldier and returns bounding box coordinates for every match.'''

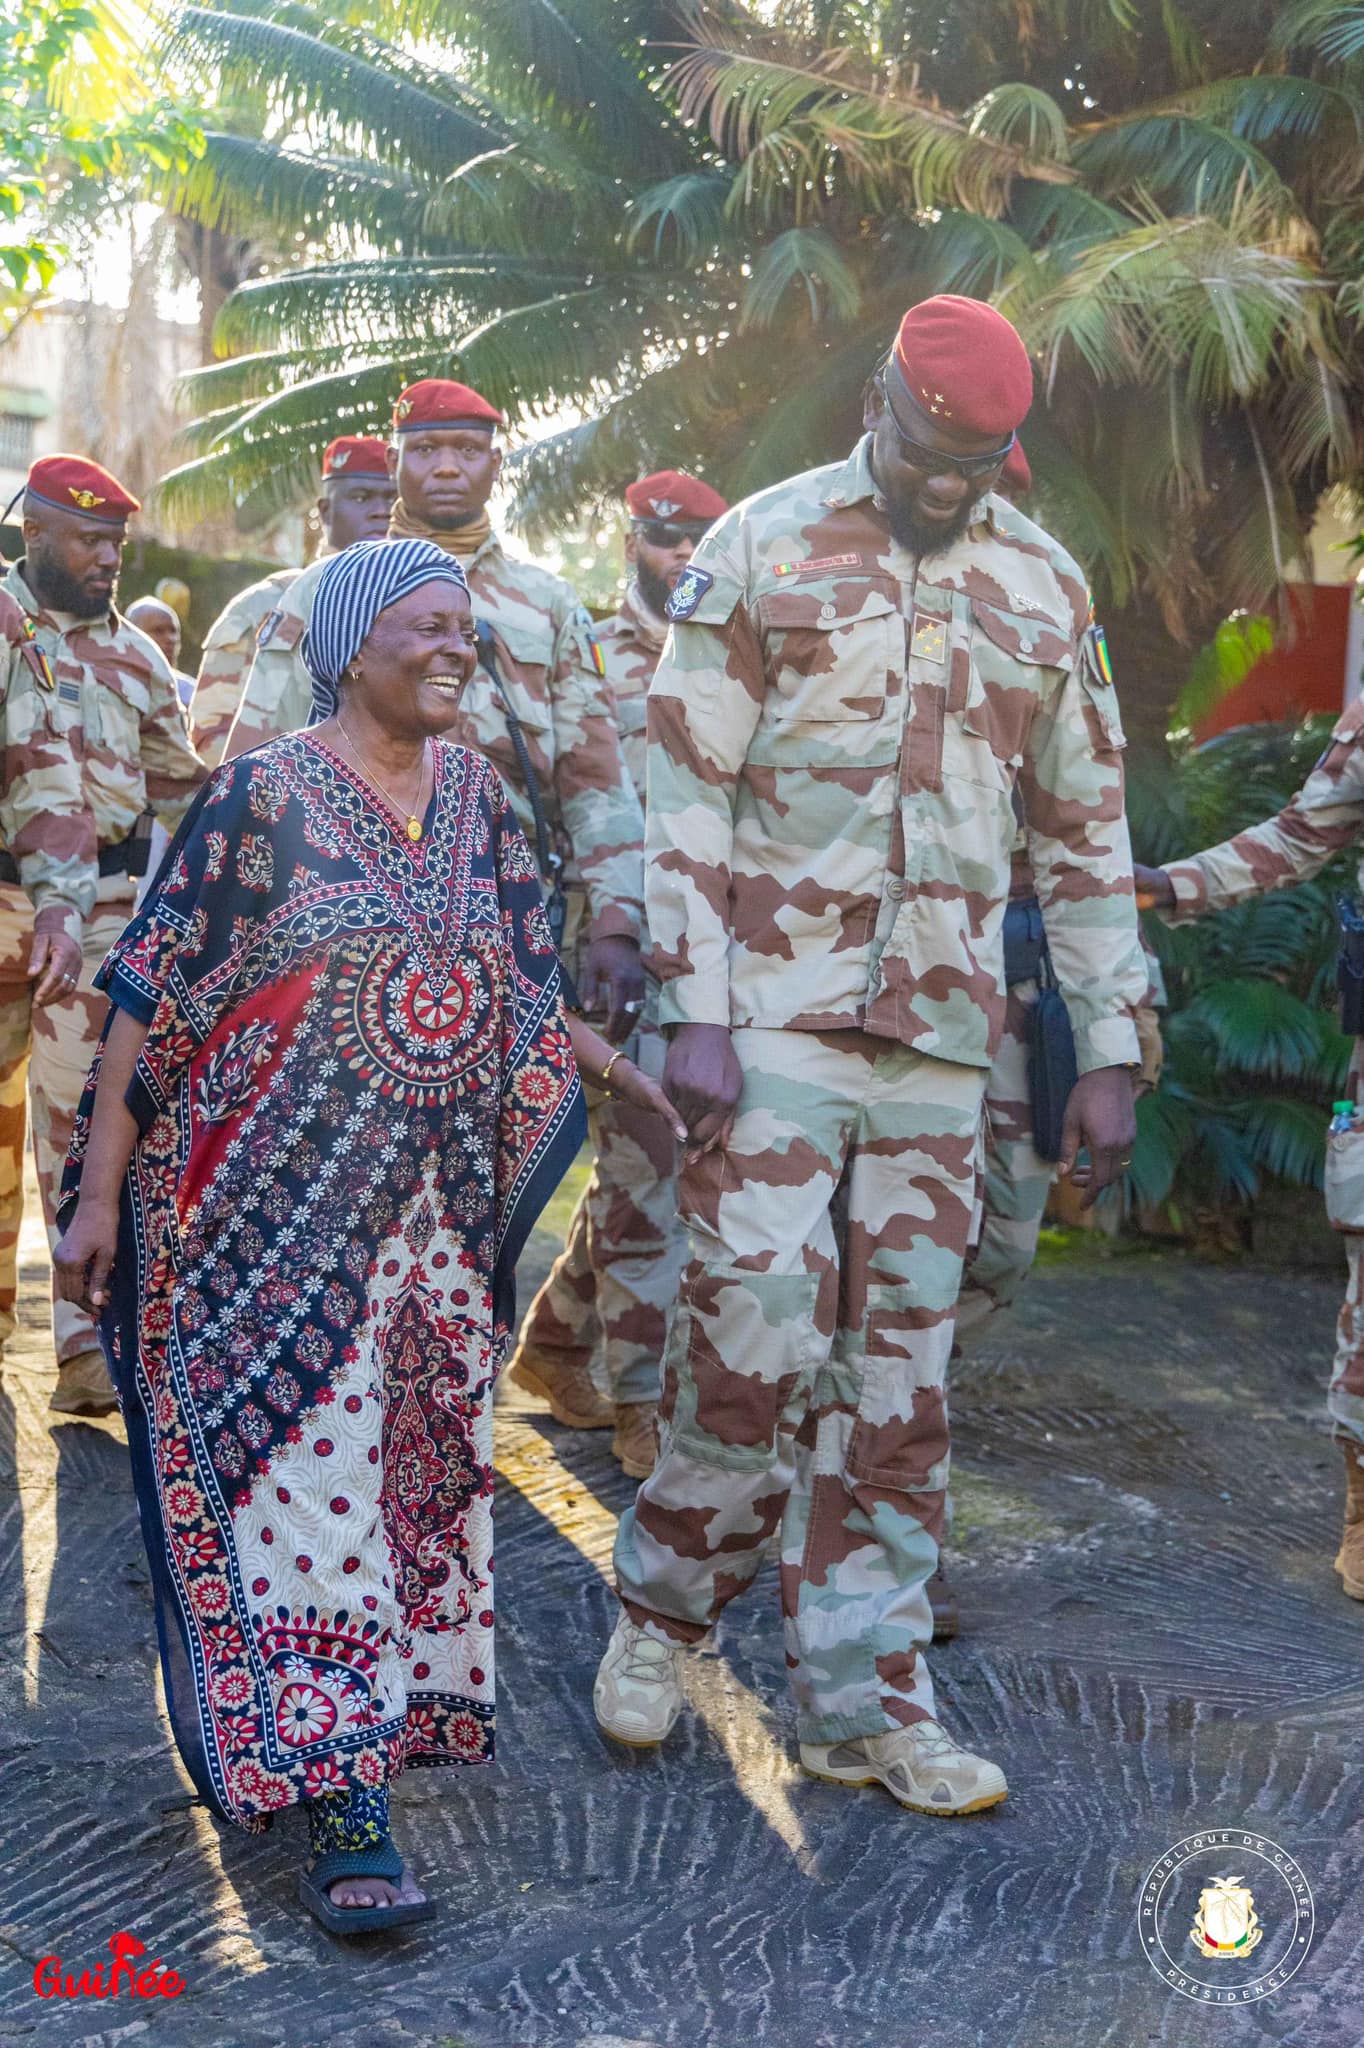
[592,296,1147,1816]
[1,456,205,1412]
[510,470,728,1476]
[188,437,394,766]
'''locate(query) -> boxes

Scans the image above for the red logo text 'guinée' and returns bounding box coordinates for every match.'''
[33,1930,186,2000]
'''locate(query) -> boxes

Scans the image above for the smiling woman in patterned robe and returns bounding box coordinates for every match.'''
[51,541,609,1930]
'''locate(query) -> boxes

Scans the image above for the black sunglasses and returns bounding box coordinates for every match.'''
[633,519,711,547]
[874,377,1015,480]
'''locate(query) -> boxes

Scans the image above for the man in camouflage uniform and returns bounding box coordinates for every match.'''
[1136,718,1364,1602]
[1,455,206,1413]
[188,436,394,766]
[593,296,1147,1815]
[0,587,98,1372]
[509,470,728,1476]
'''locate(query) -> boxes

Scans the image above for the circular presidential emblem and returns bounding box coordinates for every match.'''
[1139,1832,1314,2004]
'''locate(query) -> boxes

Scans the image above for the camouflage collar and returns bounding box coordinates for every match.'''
[821,436,993,536]
[619,581,668,652]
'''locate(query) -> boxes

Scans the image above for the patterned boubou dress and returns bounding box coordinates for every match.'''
[61,732,584,1838]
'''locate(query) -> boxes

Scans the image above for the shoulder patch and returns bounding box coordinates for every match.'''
[572,604,607,679]
[1084,622,1114,686]
[665,566,714,622]
[255,608,283,651]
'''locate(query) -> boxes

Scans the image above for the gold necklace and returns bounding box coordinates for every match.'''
[334,717,429,842]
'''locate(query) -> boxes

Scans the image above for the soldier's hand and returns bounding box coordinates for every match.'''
[1057,1065,1137,1208]
[665,1023,742,1159]
[579,934,646,1043]
[29,930,82,1009]
[1133,863,1176,912]
[53,1198,120,1314]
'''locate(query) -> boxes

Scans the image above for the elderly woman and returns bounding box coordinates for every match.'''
[54,539,682,1933]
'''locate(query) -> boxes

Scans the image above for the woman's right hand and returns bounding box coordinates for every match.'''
[606,1058,688,1143]
[53,1199,120,1315]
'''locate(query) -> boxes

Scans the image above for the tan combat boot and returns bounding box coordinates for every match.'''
[508,1344,613,1430]
[48,1349,118,1418]
[612,1401,658,1480]
[1335,1439,1364,1600]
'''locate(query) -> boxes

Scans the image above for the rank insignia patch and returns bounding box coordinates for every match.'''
[665,565,713,621]
[911,613,948,664]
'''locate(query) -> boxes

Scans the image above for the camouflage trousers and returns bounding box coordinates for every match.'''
[954,981,1053,1354]
[0,884,129,1367]
[1327,1239,1364,1445]
[613,1026,986,1742]
[515,986,682,1405]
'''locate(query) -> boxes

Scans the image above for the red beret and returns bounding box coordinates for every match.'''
[891,295,1034,440]
[322,436,392,481]
[1000,441,1032,497]
[624,470,728,524]
[393,380,503,432]
[25,454,139,526]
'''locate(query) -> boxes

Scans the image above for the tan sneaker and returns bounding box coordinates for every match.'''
[509,1344,613,1429]
[612,1401,659,1480]
[48,1350,118,1418]
[1335,1439,1364,1600]
[800,1721,1008,1816]
[593,1611,685,1746]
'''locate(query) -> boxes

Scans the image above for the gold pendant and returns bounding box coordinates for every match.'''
[406,817,423,842]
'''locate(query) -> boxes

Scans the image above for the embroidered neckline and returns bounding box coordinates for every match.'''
[299,730,444,858]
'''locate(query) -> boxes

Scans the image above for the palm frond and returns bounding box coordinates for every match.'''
[739,226,862,328]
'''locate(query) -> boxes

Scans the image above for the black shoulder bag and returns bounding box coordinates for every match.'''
[1028,938,1079,1164]
[472,619,568,955]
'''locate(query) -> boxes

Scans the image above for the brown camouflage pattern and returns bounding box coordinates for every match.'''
[222,534,646,943]
[613,1026,985,1739]
[645,435,1146,1072]
[0,587,96,948]
[596,580,665,806]
[189,566,301,767]
[1,562,206,854]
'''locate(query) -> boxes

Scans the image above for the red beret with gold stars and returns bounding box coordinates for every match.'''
[624,470,728,524]
[322,436,392,480]
[392,380,504,433]
[25,454,140,526]
[890,295,1034,440]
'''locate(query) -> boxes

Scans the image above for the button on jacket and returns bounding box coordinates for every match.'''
[645,437,1145,1073]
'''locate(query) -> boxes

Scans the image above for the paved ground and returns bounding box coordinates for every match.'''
[0,1161,1360,2048]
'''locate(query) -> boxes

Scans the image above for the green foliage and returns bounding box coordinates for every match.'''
[1,0,202,323]
[1125,716,1354,1222]
[152,0,1364,676]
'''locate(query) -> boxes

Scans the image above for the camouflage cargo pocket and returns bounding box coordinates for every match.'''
[668,1263,821,1472]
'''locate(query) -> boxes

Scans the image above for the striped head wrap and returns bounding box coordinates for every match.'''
[301,535,470,722]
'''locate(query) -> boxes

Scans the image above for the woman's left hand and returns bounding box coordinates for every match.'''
[605,1058,687,1142]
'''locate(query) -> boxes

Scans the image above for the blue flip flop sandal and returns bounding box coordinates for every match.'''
[299,1842,436,1935]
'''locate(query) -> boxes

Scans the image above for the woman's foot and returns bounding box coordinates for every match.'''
[326,1872,427,1913]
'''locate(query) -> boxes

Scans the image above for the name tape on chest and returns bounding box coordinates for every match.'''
[665,565,714,622]
[771,553,863,579]
[910,612,948,665]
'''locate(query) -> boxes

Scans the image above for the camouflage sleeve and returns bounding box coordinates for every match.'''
[1163,706,1364,918]
[190,588,268,767]
[138,638,208,829]
[222,597,312,760]
[0,614,96,944]
[548,596,646,944]
[1018,624,1146,1073]
[645,532,761,1027]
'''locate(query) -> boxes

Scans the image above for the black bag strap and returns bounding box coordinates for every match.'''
[473,619,567,948]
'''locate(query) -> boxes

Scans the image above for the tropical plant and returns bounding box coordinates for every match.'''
[1,0,201,327]
[158,0,1364,740]
[1124,714,1354,1225]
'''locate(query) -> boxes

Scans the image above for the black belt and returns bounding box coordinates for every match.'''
[0,821,153,888]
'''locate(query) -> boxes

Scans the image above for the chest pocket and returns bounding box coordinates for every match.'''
[750,584,902,766]
[947,598,1071,788]
[87,663,151,749]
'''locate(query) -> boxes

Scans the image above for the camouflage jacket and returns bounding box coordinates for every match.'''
[647,436,1146,1072]
[1164,697,1364,914]
[189,566,301,768]
[2,562,206,885]
[597,581,666,809]
[223,533,646,943]
[0,588,97,943]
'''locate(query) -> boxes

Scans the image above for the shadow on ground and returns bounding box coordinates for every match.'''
[1,1173,1359,2048]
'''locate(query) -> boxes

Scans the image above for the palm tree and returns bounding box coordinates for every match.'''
[159,0,1364,742]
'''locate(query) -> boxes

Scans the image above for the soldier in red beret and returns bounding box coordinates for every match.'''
[188,437,395,767]
[593,296,1146,1818]
[1,455,205,1414]
[510,469,728,1477]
